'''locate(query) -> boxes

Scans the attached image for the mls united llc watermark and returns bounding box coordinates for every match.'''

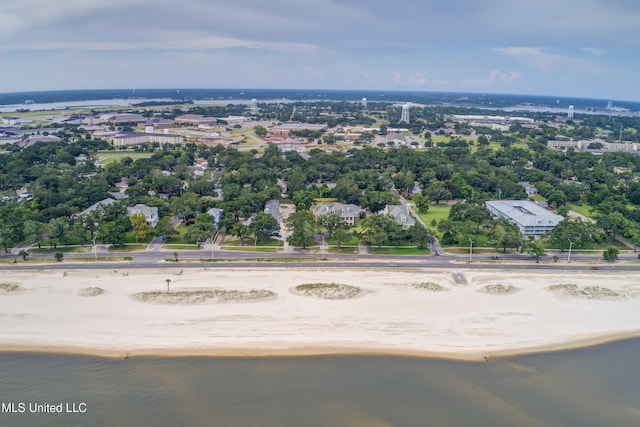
[2,402,87,414]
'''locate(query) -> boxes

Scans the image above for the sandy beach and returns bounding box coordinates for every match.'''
[1,267,640,360]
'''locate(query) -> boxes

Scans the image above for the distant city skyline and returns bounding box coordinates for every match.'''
[1,1,640,101]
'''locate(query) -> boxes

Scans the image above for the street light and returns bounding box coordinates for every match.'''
[567,239,573,263]
[469,238,474,262]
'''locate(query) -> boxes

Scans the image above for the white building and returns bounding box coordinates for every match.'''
[127,204,159,227]
[313,203,361,226]
[112,132,183,148]
[485,200,563,235]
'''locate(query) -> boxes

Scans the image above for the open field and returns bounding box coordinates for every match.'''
[96,151,153,165]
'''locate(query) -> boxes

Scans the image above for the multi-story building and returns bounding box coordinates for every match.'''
[485,200,563,235]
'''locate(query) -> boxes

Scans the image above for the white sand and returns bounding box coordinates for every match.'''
[1,267,640,360]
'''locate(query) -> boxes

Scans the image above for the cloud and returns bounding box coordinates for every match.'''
[493,47,603,73]
[582,47,604,55]
[460,69,522,90]
[391,72,427,86]
[3,0,640,54]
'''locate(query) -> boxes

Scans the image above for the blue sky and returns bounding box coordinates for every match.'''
[1,0,640,100]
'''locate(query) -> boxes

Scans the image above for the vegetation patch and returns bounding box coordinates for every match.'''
[547,284,620,299]
[131,288,276,305]
[293,283,363,300]
[477,284,518,295]
[77,287,105,297]
[411,282,448,292]
[0,283,21,294]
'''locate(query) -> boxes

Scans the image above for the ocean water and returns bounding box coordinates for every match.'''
[1,339,640,427]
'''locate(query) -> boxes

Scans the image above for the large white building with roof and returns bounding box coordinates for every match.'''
[485,200,563,235]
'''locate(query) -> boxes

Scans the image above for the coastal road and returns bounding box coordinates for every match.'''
[2,258,638,272]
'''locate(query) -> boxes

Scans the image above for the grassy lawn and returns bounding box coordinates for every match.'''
[569,203,595,218]
[163,244,201,251]
[221,247,279,253]
[165,224,189,244]
[417,204,452,236]
[28,247,89,254]
[96,151,153,166]
[325,235,360,246]
[123,231,153,245]
[108,244,147,252]
[368,247,431,255]
[328,246,359,254]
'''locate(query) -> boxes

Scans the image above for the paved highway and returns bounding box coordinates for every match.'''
[2,246,638,272]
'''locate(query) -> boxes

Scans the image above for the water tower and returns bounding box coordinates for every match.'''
[400,104,410,123]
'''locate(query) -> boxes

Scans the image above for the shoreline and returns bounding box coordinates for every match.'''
[2,267,640,363]
[3,332,640,362]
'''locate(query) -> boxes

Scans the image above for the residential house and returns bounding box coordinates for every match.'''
[77,198,117,217]
[127,204,159,227]
[264,200,281,223]
[313,203,361,226]
[382,204,415,228]
[206,207,224,228]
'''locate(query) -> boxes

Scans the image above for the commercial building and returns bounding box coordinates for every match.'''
[485,200,563,235]
[112,132,183,148]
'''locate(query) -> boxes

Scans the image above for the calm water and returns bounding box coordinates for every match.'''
[1,340,640,427]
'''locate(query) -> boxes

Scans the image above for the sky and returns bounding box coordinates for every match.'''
[1,0,640,101]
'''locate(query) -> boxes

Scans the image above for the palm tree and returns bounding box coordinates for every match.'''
[165,278,171,292]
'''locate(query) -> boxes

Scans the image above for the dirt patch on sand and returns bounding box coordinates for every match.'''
[131,288,276,305]
[547,284,621,300]
[292,283,364,300]
[77,287,105,297]
[0,283,21,294]
[477,284,519,295]
[411,282,448,292]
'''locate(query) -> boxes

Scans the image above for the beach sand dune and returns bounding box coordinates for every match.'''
[1,268,639,360]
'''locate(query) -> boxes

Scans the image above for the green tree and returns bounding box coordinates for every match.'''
[232,223,252,246]
[18,249,28,261]
[359,214,394,249]
[286,165,307,196]
[254,125,267,137]
[409,223,434,250]
[522,240,547,263]
[489,219,523,253]
[425,181,452,205]
[250,212,280,243]
[412,193,430,214]
[602,246,619,263]
[332,228,352,249]
[285,211,318,249]
[548,218,600,250]
[130,213,152,243]
[54,252,64,262]
[319,212,347,239]
[292,190,314,211]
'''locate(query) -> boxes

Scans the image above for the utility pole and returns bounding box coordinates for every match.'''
[322,235,326,260]
[567,239,573,263]
[469,238,474,262]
